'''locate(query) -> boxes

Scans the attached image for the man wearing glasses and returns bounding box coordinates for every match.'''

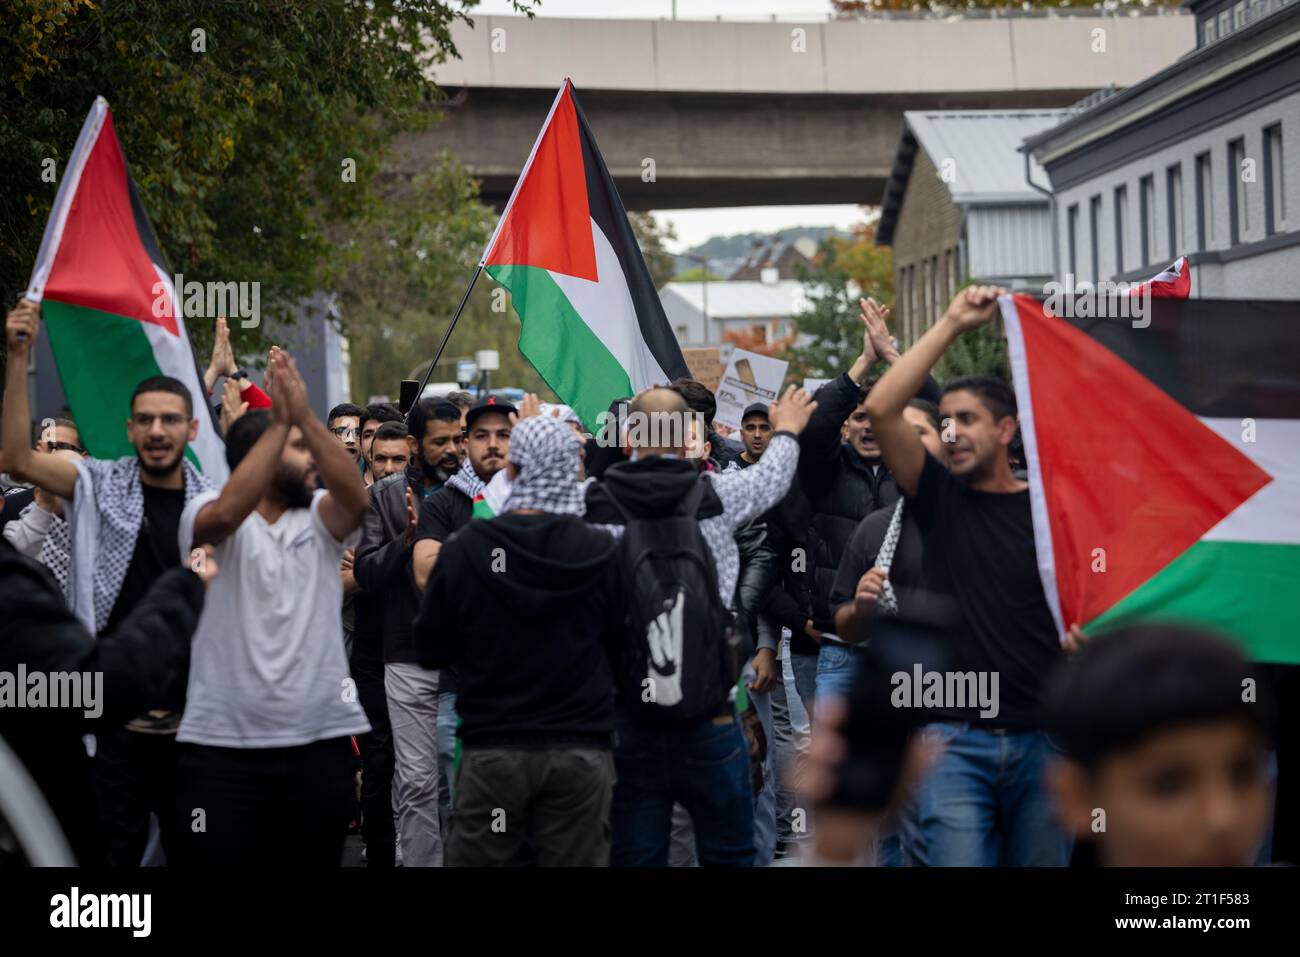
[3,298,218,867]
[2,418,88,584]
[327,403,365,465]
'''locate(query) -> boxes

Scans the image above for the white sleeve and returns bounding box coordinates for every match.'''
[310,488,361,552]
[3,501,54,558]
[178,489,221,557]
[705,433,799,530]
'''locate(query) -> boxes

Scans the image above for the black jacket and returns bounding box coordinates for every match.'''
[414,513,622,749]
[0,542,204,865]
[797,372,940,634]
[354,468,429,665]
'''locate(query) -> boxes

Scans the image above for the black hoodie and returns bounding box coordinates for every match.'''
[413,513,623,749]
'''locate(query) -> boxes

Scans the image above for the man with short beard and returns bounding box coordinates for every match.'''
[3,299,219,867]
[175,348,370,866]
[403,396,514,866]
[352,403,461,866]
[360,401,403,486]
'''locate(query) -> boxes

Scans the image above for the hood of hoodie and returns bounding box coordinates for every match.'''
[584,455,724,523]
[458,513,619,615]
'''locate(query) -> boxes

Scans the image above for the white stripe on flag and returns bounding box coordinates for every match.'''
[548,217,673,393]
[1000,295,1067,643]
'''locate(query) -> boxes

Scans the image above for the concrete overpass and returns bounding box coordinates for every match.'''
[388,13,1196,210]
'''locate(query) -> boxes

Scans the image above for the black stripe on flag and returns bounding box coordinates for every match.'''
[126,154,224,436]
[1039,297,1300,419]
[570,88,690,383]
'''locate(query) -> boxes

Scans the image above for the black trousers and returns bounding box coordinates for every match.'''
[172,737,355,867]
[91,729,182,867]
[356,676,396,867]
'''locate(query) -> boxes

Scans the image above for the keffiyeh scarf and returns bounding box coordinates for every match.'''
[68,456,216,633]
[500,417,587,516]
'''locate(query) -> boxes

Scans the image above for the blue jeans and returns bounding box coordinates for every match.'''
[612,716,754,867]
[814,641,863,702]
[788,649,819,721]
[436,691,458,836]
[912,722,1072,867]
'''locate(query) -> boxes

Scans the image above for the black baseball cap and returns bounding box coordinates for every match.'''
[741,402,770,422]
[464,395,518,430]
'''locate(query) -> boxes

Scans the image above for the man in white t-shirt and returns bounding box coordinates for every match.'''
[173,348,370,866]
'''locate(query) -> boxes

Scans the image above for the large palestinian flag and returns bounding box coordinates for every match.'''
[1002,293,1300,663]
[25,97,227,480]
[481,79,689,429]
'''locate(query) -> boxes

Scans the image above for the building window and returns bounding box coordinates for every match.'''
[1234,1,1248,28]
[1067,203,1079,277]
[1089,195,1102,282]
[1218,10,1231,36]
[1114,185,1128,274]
[1204,18,1216,45]
[1250,0,1263,24]
[1140,175,1156,266]
[1228,137,1249,244]
[930,255,940,316]
[1167,164,1184,256]
[950,244,961,293]
[675,325,687,342]
[1265,123,1286,235]
[1196,152,1214,250]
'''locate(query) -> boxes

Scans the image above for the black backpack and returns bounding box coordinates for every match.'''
[608,479,744,725]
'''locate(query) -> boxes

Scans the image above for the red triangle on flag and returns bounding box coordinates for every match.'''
[1011,294,1272,628]
[484,82,598,282]
[43,110,179,336]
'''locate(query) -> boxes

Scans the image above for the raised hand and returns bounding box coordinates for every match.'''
[264,348,292,426]
[511,392,542,425]
[276,350,313,425]
[5,299,40,352]
[943,285,1005,333]
[768,384,818,436]
[219,376,249,434]
[860,297,898,363]
[210,316,237,377]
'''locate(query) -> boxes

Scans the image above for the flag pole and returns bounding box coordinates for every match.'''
[412,263,484,402]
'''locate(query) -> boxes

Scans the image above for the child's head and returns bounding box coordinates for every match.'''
[1043,625,1274,867]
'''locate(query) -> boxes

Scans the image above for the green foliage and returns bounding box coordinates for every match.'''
[674,267,726,282]
[629,211,677,290]
[785,228,893,382]
[0,0,533,389]
[933,324,1011,384]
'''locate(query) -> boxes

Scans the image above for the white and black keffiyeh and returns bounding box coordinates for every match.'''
[874,499,904,616]
[501,416,586,516]
[445,458,487,501]
[38,510,72,595]
[68,456,216,633]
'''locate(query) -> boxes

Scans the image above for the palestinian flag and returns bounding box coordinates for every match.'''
[24,97,227,480]
[1002,294,1300,663]
[481,79,689,429]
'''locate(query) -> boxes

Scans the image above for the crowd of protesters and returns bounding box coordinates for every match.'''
[0,288,1282,868]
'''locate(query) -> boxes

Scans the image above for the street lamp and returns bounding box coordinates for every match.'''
[683,253,711,340]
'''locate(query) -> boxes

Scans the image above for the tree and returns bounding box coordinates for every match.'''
[784,221,893,382]
[629,212,677,290]
[933,325,1011,383]
[674,267,726,282]
[0,0,532,384]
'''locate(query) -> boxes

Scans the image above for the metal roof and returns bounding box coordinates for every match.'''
[876,109,1065,245]
[660,280,811,318]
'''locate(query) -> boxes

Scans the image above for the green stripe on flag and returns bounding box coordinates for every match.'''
[486,264,633,430]
[1086,540,1300,664]
[43,298,164,461]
